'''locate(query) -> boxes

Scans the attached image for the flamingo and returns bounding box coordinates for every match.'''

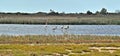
[44,19,48,29]
[64,25,69,30]
[61,25,69,35]
[61,26,69,30]
[61,25,69,30]
[61,25,64,29]
[52,26,57,30]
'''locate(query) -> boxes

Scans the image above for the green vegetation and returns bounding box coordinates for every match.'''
[0,44,120,56]
[0,35,120,56]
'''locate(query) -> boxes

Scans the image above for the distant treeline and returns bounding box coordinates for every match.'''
[0,8,120,16]
[0,8,120,25]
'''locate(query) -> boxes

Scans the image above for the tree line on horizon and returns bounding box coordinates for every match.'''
[0,8,120,16]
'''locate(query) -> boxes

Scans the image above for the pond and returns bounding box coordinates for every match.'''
[0,24,120,36]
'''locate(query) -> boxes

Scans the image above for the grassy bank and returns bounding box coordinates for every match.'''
[0,15,120,25]
[0,35,120,56]
[0,35,120,44]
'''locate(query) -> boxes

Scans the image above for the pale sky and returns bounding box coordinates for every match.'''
[0,0,119,13]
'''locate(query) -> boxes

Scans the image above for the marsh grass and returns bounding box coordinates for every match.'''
[0,44,120,56]
[0,35,120,44]
[0,35,120,56]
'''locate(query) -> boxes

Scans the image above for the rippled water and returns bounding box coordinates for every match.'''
[0,24,120,36]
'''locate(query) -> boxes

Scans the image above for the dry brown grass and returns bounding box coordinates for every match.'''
[0,15,120,24]
[0,35,120,44]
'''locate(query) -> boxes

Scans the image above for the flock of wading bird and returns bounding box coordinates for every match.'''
[45,25,70,31]
[44,20,70,32]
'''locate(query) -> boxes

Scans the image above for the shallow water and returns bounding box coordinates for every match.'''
[0,24,120,36]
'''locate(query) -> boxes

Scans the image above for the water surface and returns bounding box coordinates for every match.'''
[0,24,120,36]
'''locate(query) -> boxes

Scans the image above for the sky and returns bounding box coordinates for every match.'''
[0,0,119,13]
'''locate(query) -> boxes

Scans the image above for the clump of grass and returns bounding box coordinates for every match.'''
[30,53,38,56]
[90,44,120,47]
[69,54,81,56]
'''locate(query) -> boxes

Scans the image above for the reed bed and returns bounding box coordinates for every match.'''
[0,15,120,24]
